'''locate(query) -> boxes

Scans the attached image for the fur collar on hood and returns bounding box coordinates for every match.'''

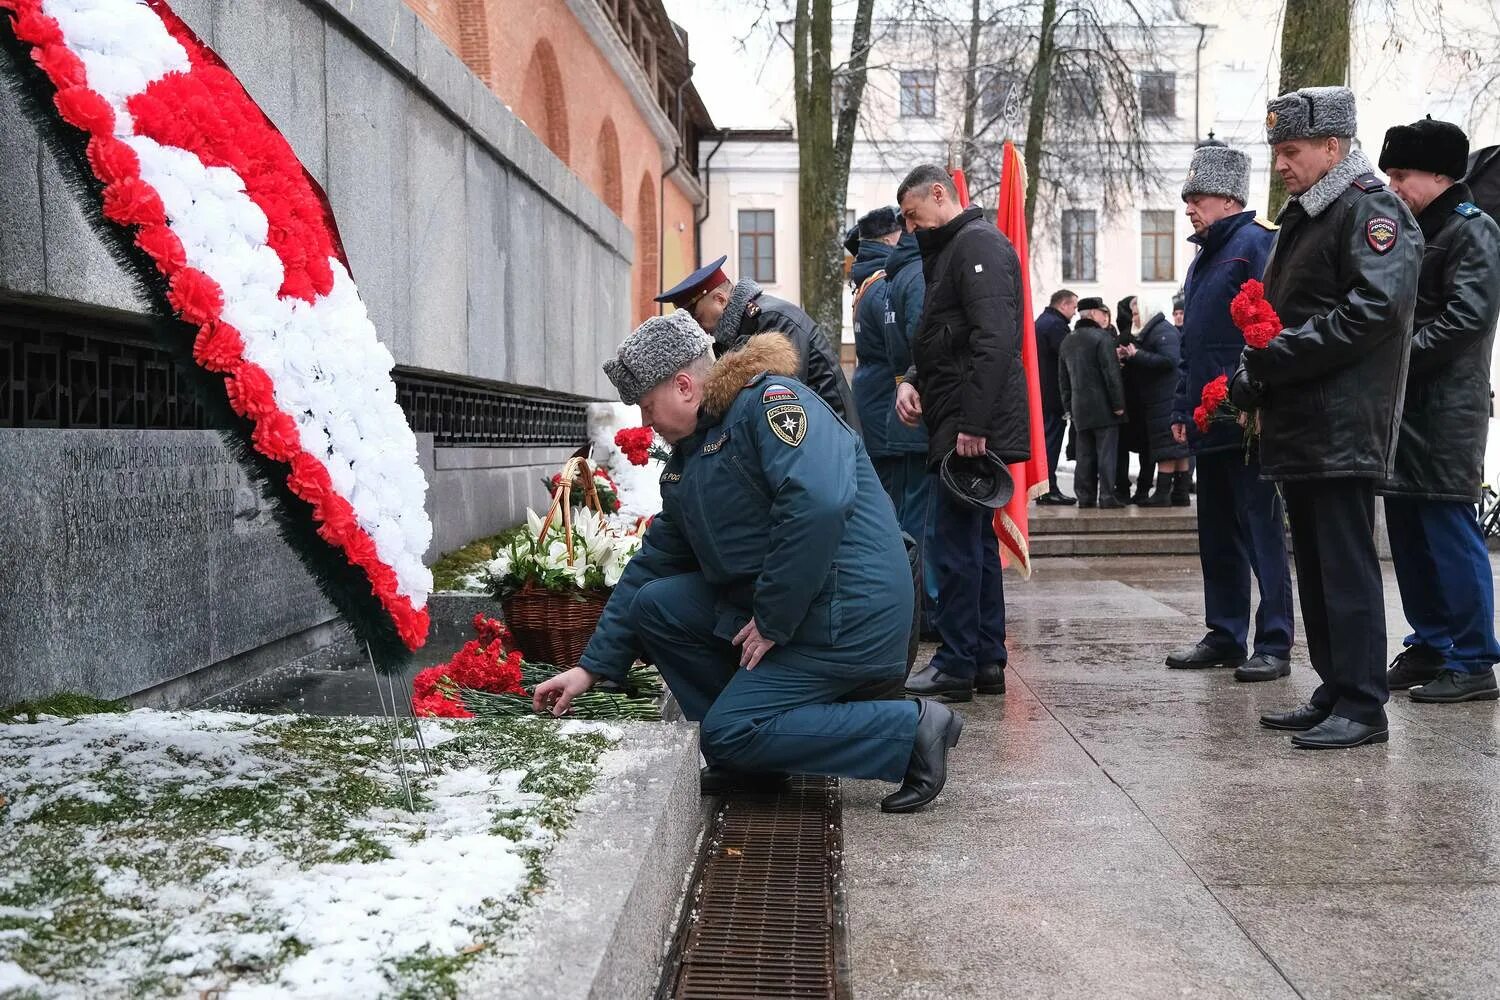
[701,333,801,417]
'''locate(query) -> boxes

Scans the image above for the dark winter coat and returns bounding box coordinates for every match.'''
[903,206,1030,467]
[1380,182,1500,502]
[1128,312,1187,458]
[1115,297,1148,452]
[580,334,910,683]
[879,233,929,455]
[850,239,896,455]
[1059,317,1126,430]
[1230,156,1421,481]
[1173,211,1277,455]
[715,282,860,433]
[1035,306,1072,417]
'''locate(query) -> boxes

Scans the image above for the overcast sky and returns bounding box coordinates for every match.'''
[664,0,791,129]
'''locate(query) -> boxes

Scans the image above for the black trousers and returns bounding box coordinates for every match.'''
[1116,436,1153,497]
[1282,478,1388,725]
[1074,426,1119,506]
[1043,408,1066,493]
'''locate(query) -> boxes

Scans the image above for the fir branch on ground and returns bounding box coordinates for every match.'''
[430,524,528,592]
[0,692,125,724]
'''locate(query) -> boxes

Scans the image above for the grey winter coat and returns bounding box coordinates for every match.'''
[1060,318,1126,430]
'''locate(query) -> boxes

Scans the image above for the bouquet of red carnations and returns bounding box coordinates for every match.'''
[614,427,671,466]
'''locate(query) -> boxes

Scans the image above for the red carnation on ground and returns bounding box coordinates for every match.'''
[1230,279,1283,350]
[167,268,224,326]
[102,178,167,228]
[53,86,114,136]
[34,44,86,88]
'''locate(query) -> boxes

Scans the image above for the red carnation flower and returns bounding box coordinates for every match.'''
[1243,320,1282,351]
[223,362,277,419]
[396,607,432,652]
[192,320,244,373]
[87,136,140,186]
[135,224,187,274]
[12,9,64,47]
[33,44,86,88]
[1193,405,1210,434]
[286,453,332,504]
[167,268,224,326]
[53,86,114,136]
[412,665,446,700]
[1231,279,1283,350]
[342,530,380,569]
[614,427,655,466]
[1201,374,1229,414]
[251,409,301,462]
[101,178,166,228]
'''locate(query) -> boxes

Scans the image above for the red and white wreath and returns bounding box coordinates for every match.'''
[2,0,433,651]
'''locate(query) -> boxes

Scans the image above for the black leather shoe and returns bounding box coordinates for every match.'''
[1098,497,1125,509]
[700,765,789,796]
[1077,499,1098,509]
[1234,653,1291,683]
[1259,703,1331,731]
[881,699,964,813]
[1290,715,1389,749]
[1386,646,1445,690]
[904,663,974,702]
[1166,641,1246,670]
[1036,491,1076,506]
[975,662,1005,695]
[1410,668,1500,703]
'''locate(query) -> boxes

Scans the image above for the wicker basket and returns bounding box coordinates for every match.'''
[502,584,609,670]
[501,455,611,669]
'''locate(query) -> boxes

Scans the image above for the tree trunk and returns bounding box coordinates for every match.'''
[1021,0,1058,232]
[960,0,981,175]
[795,0,874,335]
[1268,0,1351,215]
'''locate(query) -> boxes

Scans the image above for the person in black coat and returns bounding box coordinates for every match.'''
[894,164,1029,701]
[1035,289,1078,504]
[1123,296,1190,506]
[1376,118,1500,704]
[1060,298,1127,507]
[1230,86,1421,749]
[1113,296,1153,503]
[656,256,858,431]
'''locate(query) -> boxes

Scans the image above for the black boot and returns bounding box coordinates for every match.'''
[1144,478,1174,507]
[1386,646,1444,690]
[881,699,964,813]
[975,662,1005,695]
[1171,471,1192,507]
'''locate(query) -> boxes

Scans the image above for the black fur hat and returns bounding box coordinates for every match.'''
[1379,117,1470,180]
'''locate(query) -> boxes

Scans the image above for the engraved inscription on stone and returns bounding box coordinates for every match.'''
[59,439,240,556]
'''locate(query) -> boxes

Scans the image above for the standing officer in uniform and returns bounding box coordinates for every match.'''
[1231,86,1421,749]
[1169,139,1295,683]
[1376,117,1500,703]
[894,163,1030,702]
[533,313,963,813]
[656,256,857,429]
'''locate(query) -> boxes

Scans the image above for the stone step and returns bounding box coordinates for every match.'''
[1029,509,1198,535]
[1030,530,1200,557]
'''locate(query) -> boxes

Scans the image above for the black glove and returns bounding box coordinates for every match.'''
[1229,350,1266,410]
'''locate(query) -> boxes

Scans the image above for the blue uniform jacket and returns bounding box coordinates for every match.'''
[1172,210,1276,455]
[579,334,914,684]
[850,239,897,456]
[879,234,929,455]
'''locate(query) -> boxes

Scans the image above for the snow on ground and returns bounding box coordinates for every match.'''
[0,710,618,998]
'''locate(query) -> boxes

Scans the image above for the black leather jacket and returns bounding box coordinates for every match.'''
[723,294,859,432]
[1231,170,1421,480]
[1380,182,1500,502]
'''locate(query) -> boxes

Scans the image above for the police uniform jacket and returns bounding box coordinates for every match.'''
[579,334,912,684]
[719,293,860,433]
[880,234,929,456]
[1380,182,1500,503]
[904,206,1030,468]
[1173,211,1276,455]
[1232,165,1421,480]
[850,240,898,456]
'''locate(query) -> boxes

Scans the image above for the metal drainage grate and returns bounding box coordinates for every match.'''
[662,777,850,1000]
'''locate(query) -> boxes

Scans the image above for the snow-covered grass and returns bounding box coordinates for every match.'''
[0,708,620,999]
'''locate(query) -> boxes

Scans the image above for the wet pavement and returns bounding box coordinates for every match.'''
[843,556,1500,1000]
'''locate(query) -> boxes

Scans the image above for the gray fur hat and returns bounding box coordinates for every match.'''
[1182,143,1251,204]
[1265,86,1357,144]
[602,310,715,405]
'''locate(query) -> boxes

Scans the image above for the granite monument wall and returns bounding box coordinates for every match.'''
[0,0,631,704]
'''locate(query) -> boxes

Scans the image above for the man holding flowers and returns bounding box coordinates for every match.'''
[1168,138,1295,684]
[1229,86,1421,749]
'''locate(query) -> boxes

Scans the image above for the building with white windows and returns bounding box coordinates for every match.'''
[693,0,1500,347]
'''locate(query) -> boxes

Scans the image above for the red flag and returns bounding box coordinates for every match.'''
[951,150,1049,577]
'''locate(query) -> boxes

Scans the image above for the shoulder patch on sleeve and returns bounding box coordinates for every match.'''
[1456,201,1483,219]
[766,403,807,446]
[1351,172,1385,193]
[1366,215,1399,255]
[1253,217,1279,230]
[761,383,798,404]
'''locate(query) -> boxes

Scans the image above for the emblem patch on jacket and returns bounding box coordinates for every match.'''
[1366,216,1398,254]
[762,383,798,404]
[766,404,807,447]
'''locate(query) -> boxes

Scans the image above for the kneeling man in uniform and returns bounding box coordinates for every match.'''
[532,313,962,813]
